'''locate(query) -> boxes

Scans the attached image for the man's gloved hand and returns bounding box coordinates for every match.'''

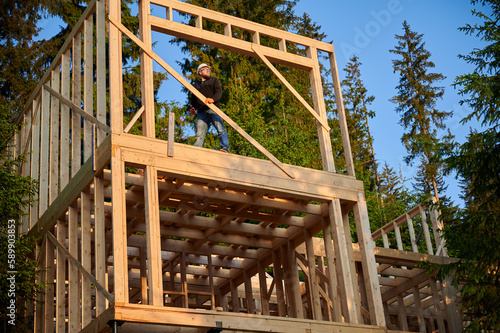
[205,98,214,104]
[190,107,196,115]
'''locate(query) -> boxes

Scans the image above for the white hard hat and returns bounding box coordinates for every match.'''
[197,63,210,72]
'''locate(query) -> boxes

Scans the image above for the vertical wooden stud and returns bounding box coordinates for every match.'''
[258,261,270,315]
[429,278,447,333]
[39,84,50,214]
[30,98,41,228]
[72,32,82,176]
[329,199,359,323]
[68,205,79,331]
[305,228,322,320]
[94,174,107,315]
[49,67,60,204]
[56,221,66,332]
[144,165,163,305]
[44,238,55,333]
[308,47,335,172]
[83,15,93,161]
[321,218,342,322]
[419,206,434,255]
[353,193,385,326]
[412,286,427,333]
[109,0,124,134]
[244,270,255,314]
[406,213,419,253]
[139,0,155,137]
[328,50,355,176]
[96,0,106,144]
[81,191,92,326]
[61,51,71,189]
[272,249,286,317]
[111,147,129,302]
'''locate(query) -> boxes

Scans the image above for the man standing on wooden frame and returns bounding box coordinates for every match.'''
[190,63,230,153]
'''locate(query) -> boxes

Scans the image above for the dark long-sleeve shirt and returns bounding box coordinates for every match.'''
[191,77,222,112]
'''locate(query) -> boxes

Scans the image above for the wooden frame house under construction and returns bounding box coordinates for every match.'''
[10,0,463,332]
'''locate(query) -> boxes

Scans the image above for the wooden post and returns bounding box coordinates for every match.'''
[49,67,60,204]
[60,50,71,189]
[230,279,240,313]
[39,84,50,214]
[84,15,93,160]
[272,249,286,317]
[96,0,106,144]
[72,32,82,176]
[406,213,419,253]
[140,246,148,305]
[328,51,355,176]
[412,286,427,333]
[30,98,41,228]
[68,205,79,331]
[139,0,155,137]
[328,199,359,323]
[284,241,303,318]
[343,210,363,322]
[168,111,175,156]
[207,254,216,309]
[44,238,55,333]
[144,166,163,305]
[111,147,129,302]
[81,190,92,326]
[258,261,270,315]
[244,270,255,314]
[180,251,188,307]
[353,193,385,327]
[419,206,434,255]
[56,221,66,332]
[94,174,107,315]
[308,47,335,172]
[429,278,446,333]
[321,218,342,322]
[305,228,322,320]
[396,294,409,331]
[109,0,123,134]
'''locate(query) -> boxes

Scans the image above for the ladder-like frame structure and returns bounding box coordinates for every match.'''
[9,0,463,332]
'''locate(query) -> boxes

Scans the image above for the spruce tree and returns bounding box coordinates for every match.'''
[390,21,453,202]
[341,55,377,183]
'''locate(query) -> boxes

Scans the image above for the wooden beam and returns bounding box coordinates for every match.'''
[252,45,330,131]
[144,166,164,305]
[140,0,155,137]
[308,47,335,172]
[43,84,110,134]
[111,146,129,303]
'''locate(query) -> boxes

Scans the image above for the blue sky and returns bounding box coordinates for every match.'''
[291,0,487,205]
[37,0,488,205]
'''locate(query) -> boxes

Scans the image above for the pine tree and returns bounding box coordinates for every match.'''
[390,21,453,202]
[436,1,500,331]
[341,55,377,183]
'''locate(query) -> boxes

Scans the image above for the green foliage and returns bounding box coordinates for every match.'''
[0,108,42,331]
[435,1,500,331]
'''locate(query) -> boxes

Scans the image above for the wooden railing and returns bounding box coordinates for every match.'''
[371,198,447,257]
